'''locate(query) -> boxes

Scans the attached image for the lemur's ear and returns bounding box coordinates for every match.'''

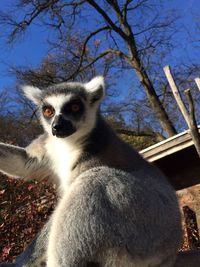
[21,85,42,105]
[85,76,105,103]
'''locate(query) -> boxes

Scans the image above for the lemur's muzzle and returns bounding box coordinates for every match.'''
[52,115,76,138]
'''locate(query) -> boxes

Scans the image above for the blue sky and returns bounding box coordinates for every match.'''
[0,0,200,91]
[0,24,50,88]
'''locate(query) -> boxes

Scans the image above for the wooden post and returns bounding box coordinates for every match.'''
[195,78,200,91]
[163,65,200,158]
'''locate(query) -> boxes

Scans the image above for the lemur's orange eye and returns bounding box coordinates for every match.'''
[71,103,80,113]
[43,106,55,118]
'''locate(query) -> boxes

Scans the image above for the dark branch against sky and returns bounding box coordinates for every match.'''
[0,0,199,90]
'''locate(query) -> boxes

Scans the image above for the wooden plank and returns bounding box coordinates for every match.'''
[141,131,191,161]
[143,140,193,162]
[140,127,200,162]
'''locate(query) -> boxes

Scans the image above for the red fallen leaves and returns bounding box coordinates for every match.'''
[0,174,57,263]
[27,184,35,191]
[0,174,195,263]
[2,246,12,261]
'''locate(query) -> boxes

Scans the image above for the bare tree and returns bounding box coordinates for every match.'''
[0,0,179,137]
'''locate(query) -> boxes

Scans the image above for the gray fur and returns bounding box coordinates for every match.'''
[47,167,181,267]
[0,77,182,266]
[42,83,87,100]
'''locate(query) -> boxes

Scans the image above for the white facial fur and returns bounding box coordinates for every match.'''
[45,135,82,192]
[40,94,73,135]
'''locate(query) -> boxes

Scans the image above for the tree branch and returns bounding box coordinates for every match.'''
[86,0,127,40]
[104,0,138,58]
[65,50,110,81]
[63,26,110,80]
[65,47,130,81]
[123,0,134,20]
[78,26,110,68]
[2,0,87,42]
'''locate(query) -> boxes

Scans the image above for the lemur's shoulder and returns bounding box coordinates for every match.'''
[76,117,149,174]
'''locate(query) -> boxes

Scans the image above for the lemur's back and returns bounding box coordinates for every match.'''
[73,166,181,266]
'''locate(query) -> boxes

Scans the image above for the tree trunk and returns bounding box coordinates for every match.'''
[86,0,176,138]
[131,58,177,137]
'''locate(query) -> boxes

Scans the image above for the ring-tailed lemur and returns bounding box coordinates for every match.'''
[0,77,182,267]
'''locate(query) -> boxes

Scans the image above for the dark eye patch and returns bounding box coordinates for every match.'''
[61,98,85,119]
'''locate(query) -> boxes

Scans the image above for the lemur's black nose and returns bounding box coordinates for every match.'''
[52,115,62,131]
[52,115,76,138]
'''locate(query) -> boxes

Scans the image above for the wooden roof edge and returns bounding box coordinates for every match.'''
[140,126,200,162]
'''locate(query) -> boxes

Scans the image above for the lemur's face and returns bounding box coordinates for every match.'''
[22,77,105,139]
[41,94,85,138]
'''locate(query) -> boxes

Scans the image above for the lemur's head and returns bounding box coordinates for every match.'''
[22,77,105,139]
